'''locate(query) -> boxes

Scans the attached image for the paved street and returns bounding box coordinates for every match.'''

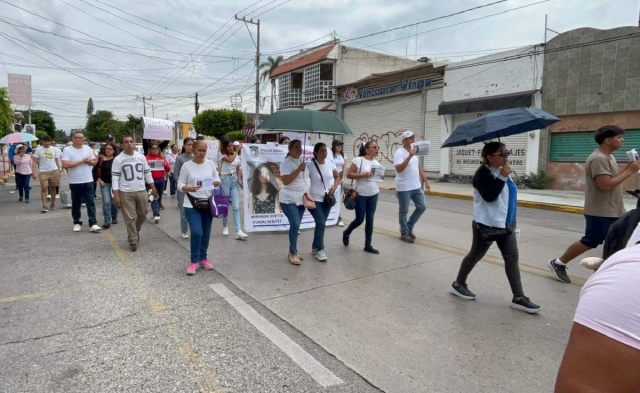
[0,179,597,392]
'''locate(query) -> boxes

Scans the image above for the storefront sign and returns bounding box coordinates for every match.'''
[451,147,526,167]
[344,78,433,102]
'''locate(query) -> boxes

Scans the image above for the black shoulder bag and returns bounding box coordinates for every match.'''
[312,159,336,207]
[342,158,362,210]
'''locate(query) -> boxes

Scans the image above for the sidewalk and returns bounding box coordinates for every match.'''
[379,179,637,214]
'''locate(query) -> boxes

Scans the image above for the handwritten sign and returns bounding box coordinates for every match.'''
[143,117,174,140]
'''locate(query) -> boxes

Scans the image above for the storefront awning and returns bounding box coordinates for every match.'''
[438,90,538,115]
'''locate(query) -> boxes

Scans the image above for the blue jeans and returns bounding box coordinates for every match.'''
[281,203,306,254]
[100,183,119,224]
[70,182,97,226]
[169,177,177,196]
[184,207,213,263]
[396,188,427,234]
[177,191,189,234]
[309,200,332,251]
[345,194,378,247]
[15,173,31,200]
[221,175,241,232]
[150,178,165,216]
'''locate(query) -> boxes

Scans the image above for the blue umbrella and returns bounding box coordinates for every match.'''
[441,107,560,148]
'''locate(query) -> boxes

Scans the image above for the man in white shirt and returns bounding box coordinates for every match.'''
[62,131,101,233]
[394,130,431,243]
[32,135,62,213]
[112,136,158,252]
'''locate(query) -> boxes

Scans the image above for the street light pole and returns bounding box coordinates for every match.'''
[235,15,260,127]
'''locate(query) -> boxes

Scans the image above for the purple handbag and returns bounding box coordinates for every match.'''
[209,188,229,218]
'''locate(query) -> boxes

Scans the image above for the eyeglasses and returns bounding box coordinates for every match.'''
[492,152,510,157]
[368,146,380,150]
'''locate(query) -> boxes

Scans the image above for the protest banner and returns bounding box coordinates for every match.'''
[143,117,174,140]
[241,143,340,232]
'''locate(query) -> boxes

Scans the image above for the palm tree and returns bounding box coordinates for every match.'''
[260,55,284,114]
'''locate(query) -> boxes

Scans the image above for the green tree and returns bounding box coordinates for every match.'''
[86,98,94,118]
[225,130,246,141]
[125,115,143,141]
[99,120,127,142]
[260,55,283,114]
[0,87,12,137]
[85,110,114,141]
[193,109,246,140]
[20,110,56,138]
[54,129,69,144]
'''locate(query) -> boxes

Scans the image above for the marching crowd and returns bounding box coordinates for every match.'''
[8,124,640,391]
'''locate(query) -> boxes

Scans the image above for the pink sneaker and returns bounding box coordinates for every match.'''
[199,259,213,270]
[186,263,198,275]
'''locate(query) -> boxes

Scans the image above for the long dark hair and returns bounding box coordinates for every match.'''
[313,142,326,160]
[103,142,117,157]
[181,137,194,154]
[286,139,302,158]
[220,138,232,155]
[331,140,344,158]
[251,163,279,197]
[481,142,506,166]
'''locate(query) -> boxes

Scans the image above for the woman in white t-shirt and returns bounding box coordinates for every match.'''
[555,244,640,392]
[166,144,180,199]
[331,140,347,227]
[178,140,221,276]
[307,142,340,262]
[219,139,248,240]
[343,140,383,254]
[279,140,310,265]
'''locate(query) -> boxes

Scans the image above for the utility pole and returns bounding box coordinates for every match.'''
[136,95,152,117]
[151,104,155,118]
[195,92,200,115]
[235,14,260,127]
[28,106,31,125]
[166,113,169,120]
[544,14,547,43]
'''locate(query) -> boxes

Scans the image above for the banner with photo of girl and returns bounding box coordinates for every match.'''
[241,143,340,232]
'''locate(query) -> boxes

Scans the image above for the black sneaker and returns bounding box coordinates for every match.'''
[400,233,414,243]
[511,297,541,314]
[363,246,379,254]
[49,205,56,211]
[112,217,118,224]
[450,282,476,300]
[408,230,416,240]
[548,260,571,283]
[41,205,49,213]
[342,231,349,246]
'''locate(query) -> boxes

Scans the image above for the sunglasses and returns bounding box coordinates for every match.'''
[368,146,380,150]
[492,152,510,157]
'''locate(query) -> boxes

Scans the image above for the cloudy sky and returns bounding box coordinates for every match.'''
[0,0,637,132]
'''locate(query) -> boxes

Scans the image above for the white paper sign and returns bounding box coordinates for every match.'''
[370,165,385,182]
[203,139,220,162]
[196,178,216,191]
[143,117,174,140]
[411,140,431,156]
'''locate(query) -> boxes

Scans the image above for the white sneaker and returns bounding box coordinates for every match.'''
[222,227,229,236]
[235,230,248,240]
[337,220,344,227]
[90,225,102,233]
[181,233,189,239]
[154,216,160,224]
[163,190,168,195]
[81,203,86,207]
[55,195,60,199]
[73,224,81,232]
[316,249,328,261]
[47,195,51,200]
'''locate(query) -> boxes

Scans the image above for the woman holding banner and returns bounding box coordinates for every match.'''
[173,137,195,239]
[308,142,340,262]
[279,140,309,265]
[219,139,248,240]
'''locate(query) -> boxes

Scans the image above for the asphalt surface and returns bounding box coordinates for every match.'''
[1,178,594,392]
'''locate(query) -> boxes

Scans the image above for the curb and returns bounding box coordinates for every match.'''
[385,187,584,215]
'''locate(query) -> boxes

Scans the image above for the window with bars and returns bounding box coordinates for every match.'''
[278,73,303,108]
[303,63,333,102]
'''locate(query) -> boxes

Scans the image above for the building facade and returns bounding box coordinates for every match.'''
[271,41,419,112]
[336,64,444,175]
[438,45,544,179]
[540,26,640,190]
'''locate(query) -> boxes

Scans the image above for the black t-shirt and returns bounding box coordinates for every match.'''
[99,157,115,183]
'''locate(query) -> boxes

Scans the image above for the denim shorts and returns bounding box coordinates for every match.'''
[580,215,618,248]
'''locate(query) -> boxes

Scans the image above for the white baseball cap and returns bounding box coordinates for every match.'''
[401,130,415,140]
[232,141,240,146]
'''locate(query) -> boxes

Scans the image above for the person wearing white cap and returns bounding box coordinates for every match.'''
[394,130,430,243]
[219,138,248,239]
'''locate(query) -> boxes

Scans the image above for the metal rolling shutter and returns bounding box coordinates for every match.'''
[424,88,443,172]
[450,112,529,177]
[343,93,422,172]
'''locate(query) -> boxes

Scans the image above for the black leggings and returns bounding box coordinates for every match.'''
[456,221,524,297]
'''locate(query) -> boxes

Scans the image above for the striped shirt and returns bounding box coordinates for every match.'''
[111,151,153,192]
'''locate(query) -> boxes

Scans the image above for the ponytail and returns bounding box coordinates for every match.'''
[358,142,369,157]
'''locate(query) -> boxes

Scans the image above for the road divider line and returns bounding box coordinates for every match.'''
[209,283,344,388]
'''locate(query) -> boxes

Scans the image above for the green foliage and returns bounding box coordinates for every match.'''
[99,120,128,142]
[529,169,555,189]
[125,115,143,139]
[225,131,246,141]
[260,55,283,114]
[193,109,246,140]
[20,110,56,138]
[54,129,69,144]
[0,87,12,137]
[86,98,94,117]
[85,110,114,141]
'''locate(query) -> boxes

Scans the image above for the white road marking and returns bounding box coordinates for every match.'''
[209,283,344,388]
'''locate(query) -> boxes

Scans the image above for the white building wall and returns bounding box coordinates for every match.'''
[333,46,419,87]
[442,45,544,176]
